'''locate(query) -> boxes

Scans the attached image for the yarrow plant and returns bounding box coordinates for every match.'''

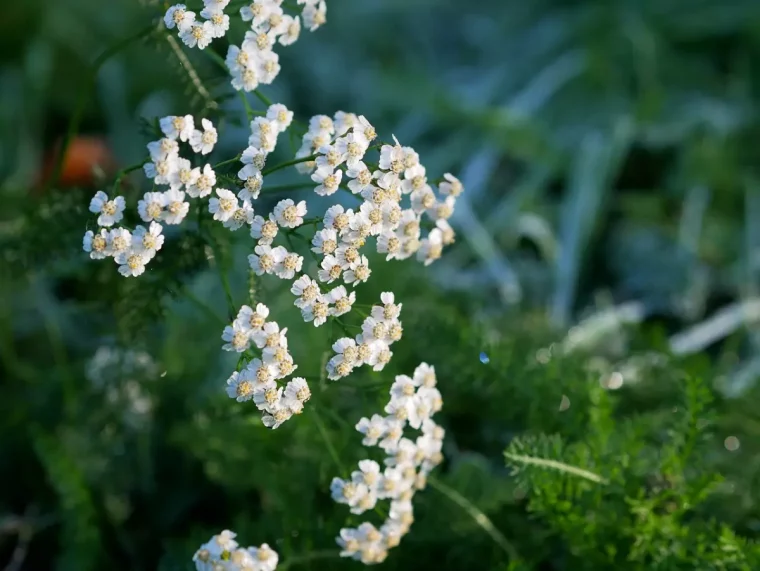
[164,0,325,92]
[78,3,464,568]
[332,363,444,564]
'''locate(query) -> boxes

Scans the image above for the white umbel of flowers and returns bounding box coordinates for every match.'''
[164,0,326,93]
[332,363,444,565]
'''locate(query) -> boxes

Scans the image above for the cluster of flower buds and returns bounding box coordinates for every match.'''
[331,363,445,565]
[164,0,326,92]
[193,530,278,571]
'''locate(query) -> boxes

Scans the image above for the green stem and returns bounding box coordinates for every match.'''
[48,23,156,190]
[175,285,227,326]
[311,408,345,476]
[239,91,255,121]
[428,476,519,561]
[214,154,242,170]
[112,160,148,194]
[261,182,315,194]
[253,89,273,107]
[262,154,317,176]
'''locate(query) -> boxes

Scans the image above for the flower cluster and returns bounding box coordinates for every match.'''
[82,114,220,276]
[164,0,326,92]
[222,302,311,429]
[193,530,278,571]
[297,112,462,267]
[331,363,444,565]
[326,292,401,380]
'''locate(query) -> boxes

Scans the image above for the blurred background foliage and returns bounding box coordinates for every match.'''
[2,0,760,569]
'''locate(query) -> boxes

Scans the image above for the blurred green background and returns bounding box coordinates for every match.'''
[3,0,760,569]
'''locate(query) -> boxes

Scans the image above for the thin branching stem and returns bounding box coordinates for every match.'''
[428,476,519,561]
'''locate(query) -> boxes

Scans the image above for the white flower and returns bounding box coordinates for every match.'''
[137,192,166,223]
[331,477,368,508]
[89,190,125,227]
[203,0,231,11]
[302,0,326,31]
[161,189,190,225]
[143,155,178,186]
[248,244,283,275]
[160,115,195,142]
[115,249,150,278]
[291,275,321,309]
[208,188,238,222]
[343,255,371,286]
[147,138,179,162]
[412,362,437,388]
[335,244,361,270]
[241,145,268,169]
[238,164,264,202]
[372,292,402,322]
[224,200,254,231]
[249,117,278,153]
[83,229,111,259]
[266,103,294,133]
[262,404,293,429]
[327,285,355,316]
[278,15,301,45]
[194,529,239,566]
[253,381,282,413]
[384,438,418,468]
[317,255,342,283]
[274,249,303,280]
[246,543,279,571]
[346,161,373,194]
[428,195,456,221]
[311,227,338,256]
[190,118,218,155]
[225,369,257,402]
[167,157,200,190]
[335,133,368,169]
[202,9,230,39]
[378,417,405,452]
[107,227,132,255]
[355,414,387,447]
[273,199,306,228]
[308,114,334,134]
[250,214,279,245]
[284,377,311,403]
[221,321,252,352]
[240,0,275,26]
[436,218,456,245]
[132,222,165,259]
[252,321,288,351]
[234,303,270,332]
[333,111,358,136]
[187,164,216,198]
[164,4,196,32]
[411,185,436,214]
[417,228,444,266]
[377,231,402,260]
[401,164,427,195]
[312,165,342,196]
[323,205,352,234]
[439,172,463,197]
[301,294,330,326]
[379,138,405,173]
[354,115,377,146]
[377,466,413,500]
[255,50,281,84]
[180,21,214,49]
[246,356,279,386]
